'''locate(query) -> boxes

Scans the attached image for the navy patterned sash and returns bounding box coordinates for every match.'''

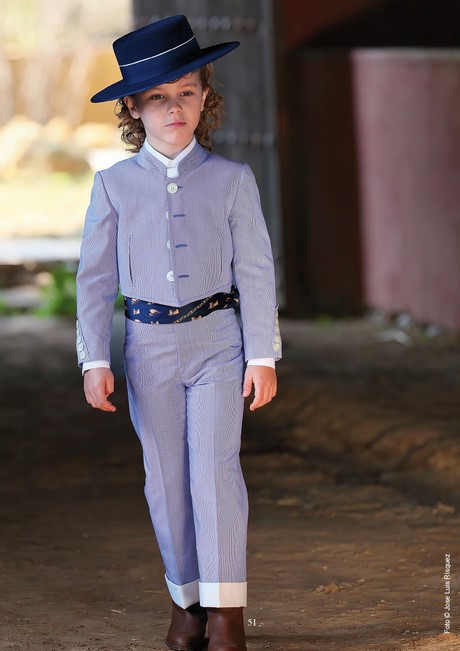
[124,286,239,324]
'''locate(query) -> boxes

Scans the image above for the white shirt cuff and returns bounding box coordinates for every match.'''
[82,360,110,375]
[247,358,275,369]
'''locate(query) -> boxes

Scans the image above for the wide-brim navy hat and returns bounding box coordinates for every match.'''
[91,15,239,103]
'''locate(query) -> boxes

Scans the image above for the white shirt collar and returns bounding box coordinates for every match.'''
[144,137,196,169]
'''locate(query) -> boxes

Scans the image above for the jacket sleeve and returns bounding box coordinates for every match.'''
[75,172,119,368]
[229,163,281,361]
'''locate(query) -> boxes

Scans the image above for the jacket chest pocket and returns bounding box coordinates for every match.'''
[182,223,224,282]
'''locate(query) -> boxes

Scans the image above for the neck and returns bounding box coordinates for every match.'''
[146,139,195,160]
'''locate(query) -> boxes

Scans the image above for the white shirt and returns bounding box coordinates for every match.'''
[82,137,275,373]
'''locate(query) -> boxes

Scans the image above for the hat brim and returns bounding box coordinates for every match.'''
[91,41,239,103]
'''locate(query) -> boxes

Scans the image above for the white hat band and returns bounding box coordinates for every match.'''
[120,35,196,68]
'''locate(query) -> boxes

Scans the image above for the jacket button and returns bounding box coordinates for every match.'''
[167,182,178,194]
[166,271,175,281]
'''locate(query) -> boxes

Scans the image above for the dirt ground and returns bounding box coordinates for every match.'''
[1,314,459,651]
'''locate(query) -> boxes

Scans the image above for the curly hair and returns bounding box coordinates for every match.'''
[115,64,224,153]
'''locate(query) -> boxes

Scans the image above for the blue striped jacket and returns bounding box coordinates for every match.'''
[76,142,281,366]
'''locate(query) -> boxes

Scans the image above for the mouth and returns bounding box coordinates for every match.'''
[166,121,186,127]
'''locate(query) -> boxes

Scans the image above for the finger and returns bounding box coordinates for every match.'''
[250,383,277,411]
[98,400,117,412]
[249,385,266,411]
[242,370,254,397]
[85,389,117,412]
[105,374,115,396]
[90,398,117,412]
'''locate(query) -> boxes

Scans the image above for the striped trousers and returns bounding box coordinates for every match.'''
[123,308,248,608]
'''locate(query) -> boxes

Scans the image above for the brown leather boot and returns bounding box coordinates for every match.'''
[165,600,207,651]
[206,607,247,651]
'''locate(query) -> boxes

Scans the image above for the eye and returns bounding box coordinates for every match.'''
[180,90,194,97]
[149,93,165,100]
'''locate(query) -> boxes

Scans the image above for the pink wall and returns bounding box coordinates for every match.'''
[353,51,460,329]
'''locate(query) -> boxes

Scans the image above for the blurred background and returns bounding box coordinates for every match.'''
[2,4,460,649]
[1,0,460,330]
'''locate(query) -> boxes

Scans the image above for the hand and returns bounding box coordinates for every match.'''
[242,365,277,411]
[83,368,117,412]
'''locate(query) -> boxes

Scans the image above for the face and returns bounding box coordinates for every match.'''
[123,71,208,158]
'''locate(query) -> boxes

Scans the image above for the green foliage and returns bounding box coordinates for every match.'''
[0,299,21,316]
[35,263,77,317]
[315,314,335,327]
[34,262,124,317]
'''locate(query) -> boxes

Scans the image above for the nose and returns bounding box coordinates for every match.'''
[167,97,182,113]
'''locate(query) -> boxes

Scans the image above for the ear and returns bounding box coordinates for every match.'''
[123,95,139,119]
[200,87,209,112]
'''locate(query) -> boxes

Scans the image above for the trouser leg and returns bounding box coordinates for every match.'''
[184,313,248,607]
[124,310,248,609]
[124,320,200,607]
